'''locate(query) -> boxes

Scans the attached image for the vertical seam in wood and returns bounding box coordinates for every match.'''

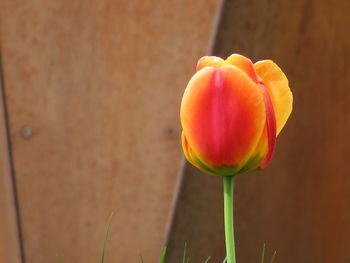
[0,53,26,263]
[162,0,226,251]
[206,0,226,56]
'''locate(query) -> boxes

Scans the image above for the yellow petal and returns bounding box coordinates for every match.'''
[254,60,293,135]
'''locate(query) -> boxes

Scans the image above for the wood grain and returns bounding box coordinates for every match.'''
[0,60,22,263]
[168,0,350,262]
[0,1,220,262]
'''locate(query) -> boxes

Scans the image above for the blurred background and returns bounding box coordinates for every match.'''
[0,0,349,262]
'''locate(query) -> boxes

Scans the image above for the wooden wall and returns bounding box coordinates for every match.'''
[0,1,221,262]
[1,0,350,263]
[0,62,23,263]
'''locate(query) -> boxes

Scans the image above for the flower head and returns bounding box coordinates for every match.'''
[180,54,292,175]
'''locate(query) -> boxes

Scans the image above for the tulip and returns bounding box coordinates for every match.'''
[180,54,293,263]
[180,54,293,176]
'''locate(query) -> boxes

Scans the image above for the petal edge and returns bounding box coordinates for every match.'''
[254,60,293,135]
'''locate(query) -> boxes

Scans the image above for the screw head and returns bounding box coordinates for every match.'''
[21,126,33,138]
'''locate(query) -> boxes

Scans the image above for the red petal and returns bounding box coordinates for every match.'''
[259,83,277,168]
[180,66,266,167]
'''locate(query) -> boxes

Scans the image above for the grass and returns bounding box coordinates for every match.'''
[260,243,277,263]
[139,243,226,263]
[100,213,114,263]
[136,243,275,263]
[56,215,277,263]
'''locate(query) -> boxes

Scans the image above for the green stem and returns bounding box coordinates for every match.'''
[223,176,236,263]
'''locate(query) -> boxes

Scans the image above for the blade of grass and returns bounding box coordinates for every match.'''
[160,247,167,263]
[222,257,227,263]
[182,243,188,263]
[260,243,266,263]
[139,254,145,263]
[204,256,211,263]
[100,213,114,263]
[270,251,277,263]
[55,254,62,263]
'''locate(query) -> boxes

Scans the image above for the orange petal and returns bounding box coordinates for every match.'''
[239,83,277,172]
[196,56,225,71]
[180,65,266,168]
[254,60,293,135]
[181,132,201,170]
[225,54,260,83]
[239,128,268,173]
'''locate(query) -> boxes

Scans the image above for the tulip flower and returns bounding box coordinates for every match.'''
[180,54,292,263]
[180,54,292,176]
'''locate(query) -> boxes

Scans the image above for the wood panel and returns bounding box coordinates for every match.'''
[168,0,350,262]
[167,165,226,262]
[0,1,221,262]
[0,59,22,263]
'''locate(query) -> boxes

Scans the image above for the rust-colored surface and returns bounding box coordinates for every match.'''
[0,61,22,263]
[168,0,350,262]
[0,1,221,262]
[167,165,226,263]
